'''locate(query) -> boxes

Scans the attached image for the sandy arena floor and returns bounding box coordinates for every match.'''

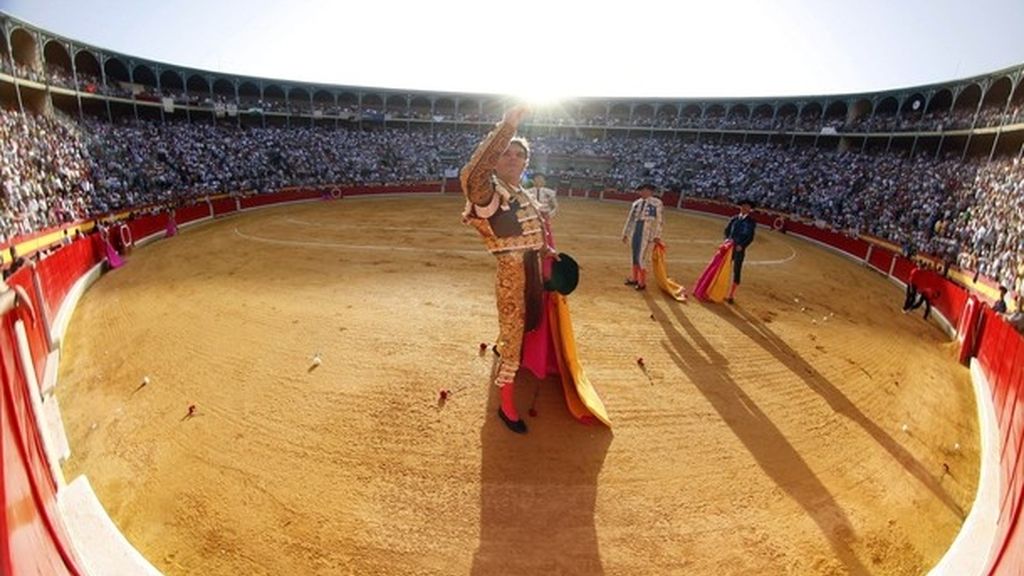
[57,195,979,575]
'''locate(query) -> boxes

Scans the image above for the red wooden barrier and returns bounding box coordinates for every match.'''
[890,255,916,283]
[240,188,321,209]
[681,199,735,218]
[35,239,102,324]
[975,307,1024,575]
[867,246,895,273]
[603,191,636,202]
[1,310,85,575]
[176,203,210,225]
[4,268,48,383]
[210,197,237,217]
[782,220,871,260]
[126,213,168,242]
[339,183,440,196]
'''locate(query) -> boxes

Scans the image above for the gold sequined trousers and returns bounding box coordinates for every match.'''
[494,250,528,387]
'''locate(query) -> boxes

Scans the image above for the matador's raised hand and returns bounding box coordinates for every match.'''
[503,105,529,129]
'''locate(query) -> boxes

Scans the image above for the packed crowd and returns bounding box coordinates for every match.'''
[0,109,92,244]
[1,109,1021,291]
[81,120,479,212]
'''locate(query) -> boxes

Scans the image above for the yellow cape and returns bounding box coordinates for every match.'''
[652,243,687,302]
[549,294,611,427]
[705,247,733,303]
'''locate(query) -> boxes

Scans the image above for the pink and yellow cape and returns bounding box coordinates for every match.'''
[521,250,611,427]
[693,240,734,303]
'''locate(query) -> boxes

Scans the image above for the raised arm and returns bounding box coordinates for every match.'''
[460,106,528,207]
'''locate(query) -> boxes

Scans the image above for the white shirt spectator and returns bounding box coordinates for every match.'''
[526,174,558,218]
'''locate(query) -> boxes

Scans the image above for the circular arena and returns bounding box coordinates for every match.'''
[1,9,1023,576]
[60,195,978,575]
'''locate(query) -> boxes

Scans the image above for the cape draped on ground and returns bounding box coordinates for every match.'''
[547,293,611,427]
[521,246,610,426]
[651,242,687,302]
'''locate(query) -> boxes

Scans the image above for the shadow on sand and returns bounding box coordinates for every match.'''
[710,301,963,519]
[471,370,612,575]
[644,292,872,574]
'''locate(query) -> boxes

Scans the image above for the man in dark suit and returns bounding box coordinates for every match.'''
[724,200,756,304]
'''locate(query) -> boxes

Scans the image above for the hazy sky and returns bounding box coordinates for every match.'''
[4,0,1024,99]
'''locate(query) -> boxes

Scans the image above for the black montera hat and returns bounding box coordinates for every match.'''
[544,253,580,295]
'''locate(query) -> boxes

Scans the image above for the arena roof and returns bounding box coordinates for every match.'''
[5,0,1024,99]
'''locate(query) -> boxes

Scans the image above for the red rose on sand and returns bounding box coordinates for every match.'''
[637,357,645,368]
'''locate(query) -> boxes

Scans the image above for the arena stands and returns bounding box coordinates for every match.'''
[0,109,92,245]
[2,108,1020,294]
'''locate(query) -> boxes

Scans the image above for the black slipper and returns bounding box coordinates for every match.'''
[498,408,528,434]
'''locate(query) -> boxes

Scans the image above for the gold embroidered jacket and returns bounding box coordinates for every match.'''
[460,121,544,254]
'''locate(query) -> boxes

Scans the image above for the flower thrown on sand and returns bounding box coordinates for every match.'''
[439,389,450,402]
[637,357,645,368]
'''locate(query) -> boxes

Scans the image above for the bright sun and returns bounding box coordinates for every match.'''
[509,86,570,108]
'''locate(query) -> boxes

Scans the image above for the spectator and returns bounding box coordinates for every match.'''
[1006,296,1024,334]
[993,286,1009,314]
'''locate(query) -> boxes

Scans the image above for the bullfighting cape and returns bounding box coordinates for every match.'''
[521,255,611,427]
[693,240,734,303]
[548,294,611,427]
[651,242,687,302]
[102,238,125,269]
